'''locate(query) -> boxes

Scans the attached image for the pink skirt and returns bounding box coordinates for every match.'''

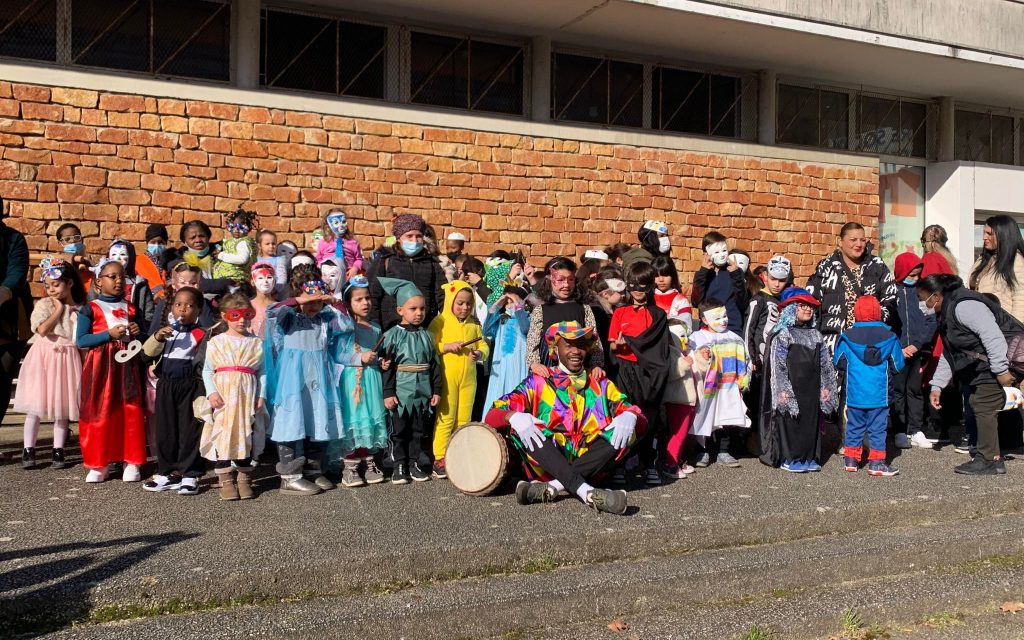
[13,335,82,421]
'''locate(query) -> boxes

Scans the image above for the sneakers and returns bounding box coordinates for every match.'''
[679,464,696,476]
[22,447,35,469]
[954,455,1007,476]
[51,448,66,470]
[717,452,741,468]
[910,431,935,449]
[410,464,431,482]
[612,468,627,486]
[894,433,911,449]
[844,456,860,472]
[178,477,199,496]
[342,459,366,488]
[515,480,556,505]
[660,465,688,480]
[867,460,899,477]
[644,467,662,486]
[363,457,385,484]
[432,459,448,480]
[954,435,974,454]
[694,452,711,468]
[587,488,628,515]
[122,464,142,482]
[143,474,182,492]
[804,460,822,472]
[85,468,108,483]
[780,459,804,473]
[392,462,411,485]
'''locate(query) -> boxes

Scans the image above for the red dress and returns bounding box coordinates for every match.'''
[78,299,147,469]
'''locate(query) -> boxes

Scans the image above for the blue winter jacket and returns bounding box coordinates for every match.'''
[894,282,936,349]
[833,321,905,409]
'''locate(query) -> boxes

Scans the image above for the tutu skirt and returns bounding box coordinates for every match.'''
[13,335,82,421]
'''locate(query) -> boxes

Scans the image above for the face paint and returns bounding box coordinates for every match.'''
[730,252,750,273]
[320,264,341,292]
[252,269,275,294]
[326,212,347,236]
[703,306,729,333]
[108,244,130,267]
[707,242,729,267]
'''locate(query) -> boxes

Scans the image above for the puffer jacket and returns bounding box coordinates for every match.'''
[970,255,1024,323]
[367,247,447,330]
[806,249,897,336]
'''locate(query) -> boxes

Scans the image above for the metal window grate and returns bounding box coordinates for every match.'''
[777,84,850,150]
[856,94,927,157]
[955,109,1015,164]
[260,8,387,100]
[653,65,750,138]
[71,0,229,80]
[0,0,57,62]
[552,52,643,128]
[409,31,524,115]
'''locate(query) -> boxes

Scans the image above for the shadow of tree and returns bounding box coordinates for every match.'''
[0,531,201,637]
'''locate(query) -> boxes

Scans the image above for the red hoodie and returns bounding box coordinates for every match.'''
[894,251,924,282]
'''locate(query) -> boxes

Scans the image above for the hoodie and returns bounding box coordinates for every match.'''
[427,280,490,380]
[891,251,935,350]
[833,321,905,409]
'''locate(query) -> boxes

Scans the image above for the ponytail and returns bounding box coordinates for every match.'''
[918,274,962,296]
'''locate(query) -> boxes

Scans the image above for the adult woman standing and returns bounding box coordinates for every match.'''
[970,215,1024,322]
[920,224,957,277]
[807,222,898,348]
[921,274,1022,475]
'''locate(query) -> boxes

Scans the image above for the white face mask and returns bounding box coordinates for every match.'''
[291,255,314,269]
[658,236,671,254]
[277,243,297,262]
[703,306,730,333]
[109,245,130,267]
[730,253,750,273]
[321,265,341,292]
[919,300,935,317]
[252,271,275,295]
[707,242,729,267]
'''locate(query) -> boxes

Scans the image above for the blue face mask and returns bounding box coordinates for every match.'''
[401,240,423,257]
[903,277,918,286]
[147,243,165,257]
[189,245,211,258]
[63,242,85,254]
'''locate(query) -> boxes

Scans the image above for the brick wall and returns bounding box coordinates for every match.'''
[0,80,879,278]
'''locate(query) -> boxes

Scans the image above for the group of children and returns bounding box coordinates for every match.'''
[13,211,923,502]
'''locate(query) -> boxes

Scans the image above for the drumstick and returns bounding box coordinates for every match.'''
[370,333,386,353]
[459,336,483,349]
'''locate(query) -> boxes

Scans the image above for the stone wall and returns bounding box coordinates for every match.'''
[0,80,879,278]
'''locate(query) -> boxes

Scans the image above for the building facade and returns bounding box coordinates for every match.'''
[1,0,1023,275]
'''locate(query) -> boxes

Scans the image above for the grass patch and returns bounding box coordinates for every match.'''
[520,554,560,574]
[921,611,965,628]
[741,624,774,640]
[943,552,1024,574]
[838,607,890,640]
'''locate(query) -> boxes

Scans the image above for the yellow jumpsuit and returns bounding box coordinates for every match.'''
[428,280,490,460]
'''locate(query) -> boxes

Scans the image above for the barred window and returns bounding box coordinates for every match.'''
[261,9,386,99]
[654,66,741,138]
[410,32,524,115]
[777,84,850,150]
[71,0,229,80]
[955,109,1015,164]
[0,0,57,62]
[552,52,643,128]
[856,95,927,157]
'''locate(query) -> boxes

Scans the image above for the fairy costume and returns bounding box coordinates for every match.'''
[200,332,266,462]
[335,319,389,453]
[75,294,147,470]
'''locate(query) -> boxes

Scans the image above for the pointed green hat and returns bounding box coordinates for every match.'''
[378,276,423,307]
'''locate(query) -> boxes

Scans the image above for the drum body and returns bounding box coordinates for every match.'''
[445,422,509,496]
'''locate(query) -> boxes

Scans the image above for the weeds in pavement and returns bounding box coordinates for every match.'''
[834,607,890,640]
[741,624,773,640]
[921,611,965,628]
[521,554,559,574]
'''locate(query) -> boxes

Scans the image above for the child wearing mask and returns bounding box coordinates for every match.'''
[315,210,364,280]
[102,240,155,329]
[55,223,94,292]
[692,232,748,334]
[482,285,531,413]
[891,252,939,450]
[621,220,671,270]
[249,261,278,339]
[138,223,169,297]
[213,209,258,281]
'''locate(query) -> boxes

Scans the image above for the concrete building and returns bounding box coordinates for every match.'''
[1,0,1023,274]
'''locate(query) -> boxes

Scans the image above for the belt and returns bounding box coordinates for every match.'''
[396,363,429,373]
[215,366,257,375]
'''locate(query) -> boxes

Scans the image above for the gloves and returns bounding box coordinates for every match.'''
[509,412,546,452]
[606,412,637,450]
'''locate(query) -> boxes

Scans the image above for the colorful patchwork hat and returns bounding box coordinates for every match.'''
[544,320,595,358]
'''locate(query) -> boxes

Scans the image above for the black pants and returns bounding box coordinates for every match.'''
[0,342,25,425]
[389,407,431,468]
[155,376,204,478]
[530,436,618,495]
[971,383,1006,461]
[707,426,746,457]
[214,458,253,469]
[892,352,928,436]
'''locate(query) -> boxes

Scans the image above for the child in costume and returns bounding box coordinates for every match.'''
[150,262,218,332]
[75,260,147,483]
[428,280,489,479]
[692,231,748,334]
[141,287,207,496]
[662,334,700,479]
[743,255,792,433]
[103,239,155,329]
[180,220,216,279]
[319,258,345,304]
[264,264,352,496]
[335,275,390,487]
[379,277,441,484]
[482,285,530,413]
[249,261,278,339]
[589,268,625,380]
[651,254,693,337]
[690,298,751,468]
[834,296,905,476]
[759,288,839,472]
[526,256,606,375]
[200,293,266,501]
[213,209,258,280]
[15,258,86,470]
[608,261,673,485]
[315,210,363,279]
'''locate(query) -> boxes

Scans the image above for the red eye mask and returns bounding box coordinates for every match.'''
[223,308,255,322]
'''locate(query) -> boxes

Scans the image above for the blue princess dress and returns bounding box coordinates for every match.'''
[334,321,389,452]
[482,305,530,413]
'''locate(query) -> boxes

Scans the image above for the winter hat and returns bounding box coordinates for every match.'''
[392,213,426,239]
[779,287,819,309]
[893,251,924,282]
[766,255,792,280]
[853,295,881,322]
[145,223,168,243]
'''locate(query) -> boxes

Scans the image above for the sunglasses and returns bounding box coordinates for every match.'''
[223,308,255,322]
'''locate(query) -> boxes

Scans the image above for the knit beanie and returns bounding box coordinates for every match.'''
[853,295,881,322]
[145,223,168,242]
[392,213,425,239]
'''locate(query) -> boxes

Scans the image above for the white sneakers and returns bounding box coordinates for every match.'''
[85,469,108,483]
[910,431,936,449]
[122,464,142,482]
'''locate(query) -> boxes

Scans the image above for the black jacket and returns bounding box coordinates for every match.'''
[692,266,748,333]
[806,249,897,335]
[743,288,781,369]
[0,220,31,344]
[940,286,1024,386]
[367,248,447,330]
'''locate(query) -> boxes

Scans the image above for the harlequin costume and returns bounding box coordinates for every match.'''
[428,280,490,463]
[75,295,147,471]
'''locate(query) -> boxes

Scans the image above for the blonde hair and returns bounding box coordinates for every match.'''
[921,225,958,275]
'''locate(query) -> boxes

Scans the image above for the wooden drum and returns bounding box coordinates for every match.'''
[445,422,510,496]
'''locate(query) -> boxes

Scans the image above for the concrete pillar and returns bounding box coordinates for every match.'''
[531,36,551,121]
[938,96,955,162]
[232,0,261,89]
[757,69,777,146]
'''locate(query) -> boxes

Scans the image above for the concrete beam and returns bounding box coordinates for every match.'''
[232,0,261,89]
[938,96,955,162]
[757,69,776,146]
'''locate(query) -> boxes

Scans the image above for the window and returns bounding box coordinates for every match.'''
[552,52,643,128]
[955,110,1015,164]
[410,32,524,115]
[654,66,741,138]
[777,84,850,150]
[71,0,229,80]
[0,0,57,62]
[879,163,925,266]
[261,9,386,99]
[857,95,927,157]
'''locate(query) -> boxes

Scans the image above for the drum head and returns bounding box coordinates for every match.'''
[446,423,506,495]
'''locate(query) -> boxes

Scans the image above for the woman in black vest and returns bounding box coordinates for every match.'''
[525,257,605,379]
[920,274,1023,475]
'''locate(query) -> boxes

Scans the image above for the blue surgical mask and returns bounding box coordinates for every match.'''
[903,277,918,286]
[401,240,423,257]
[147,242,165,257]
[63,242,85,254]
[189,246,211,258]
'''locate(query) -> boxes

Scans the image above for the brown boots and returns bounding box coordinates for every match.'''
[216,463,257,501]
